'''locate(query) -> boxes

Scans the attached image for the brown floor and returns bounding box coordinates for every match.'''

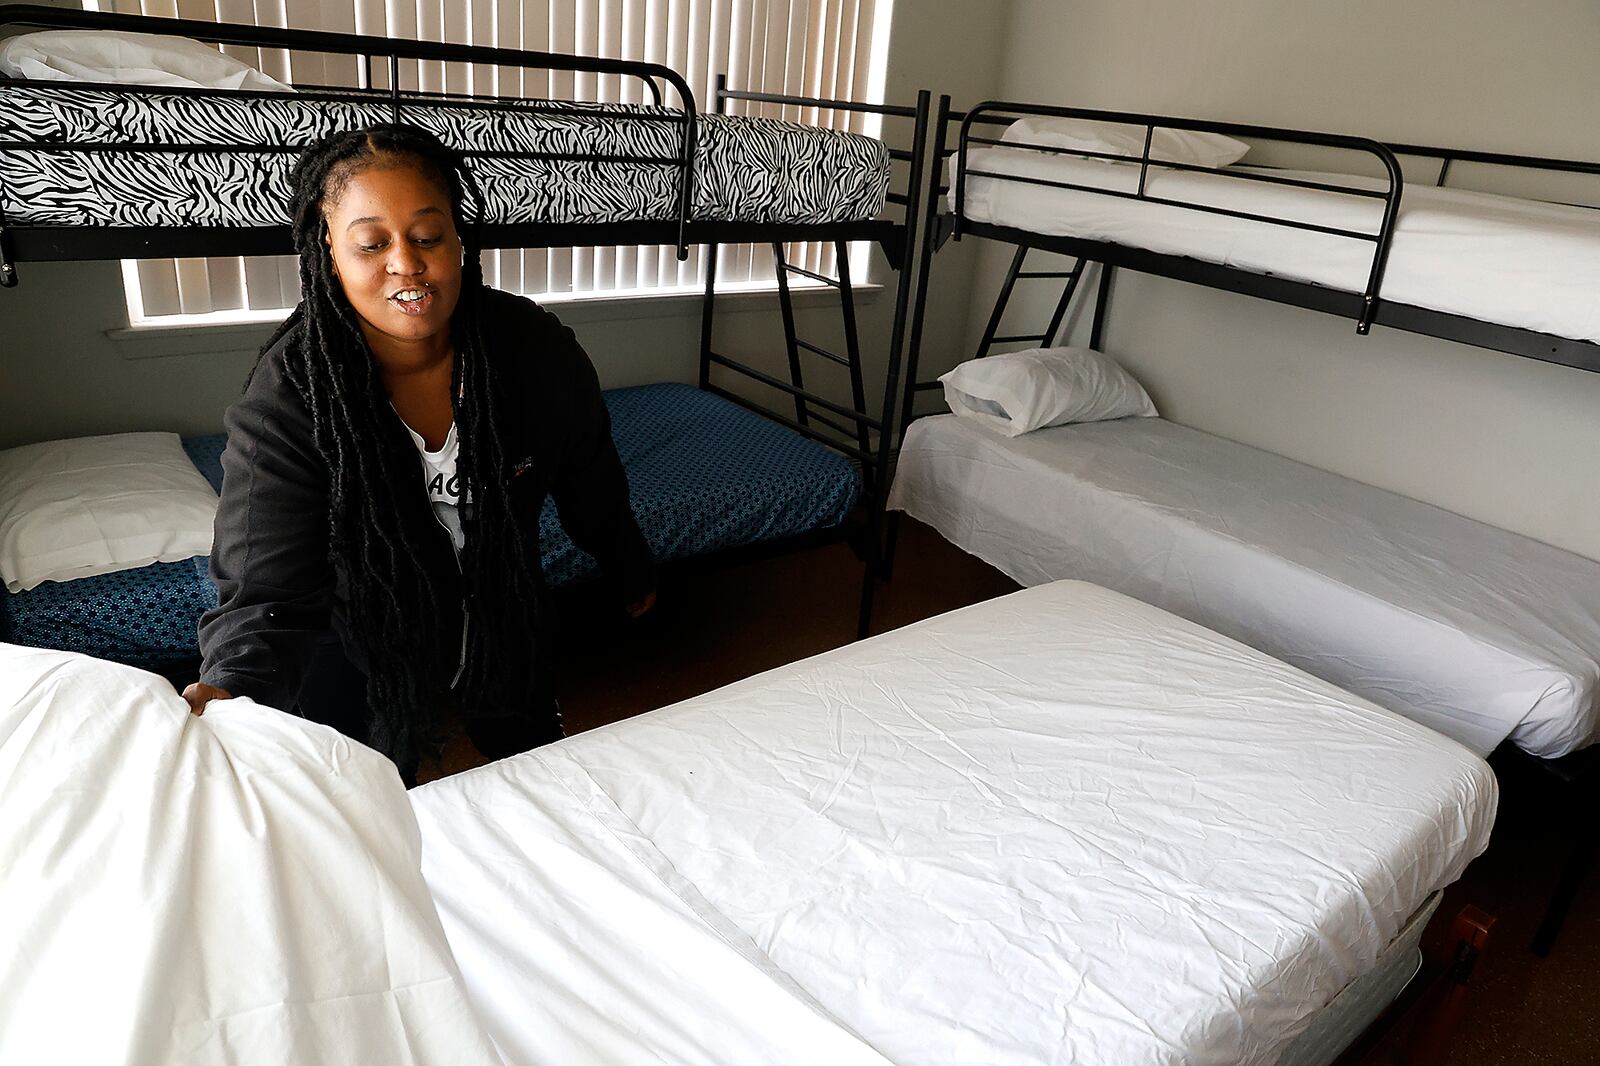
[423,518,1599,1065]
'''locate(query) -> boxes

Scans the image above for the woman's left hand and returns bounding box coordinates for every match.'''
[625,590,657,619]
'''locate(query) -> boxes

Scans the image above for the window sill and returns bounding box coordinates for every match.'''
[106,281,883,359]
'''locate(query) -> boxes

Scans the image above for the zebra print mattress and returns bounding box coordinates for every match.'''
[0,82,890,228]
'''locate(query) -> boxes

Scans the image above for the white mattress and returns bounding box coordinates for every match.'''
[889,414,1600,758]
[0,645,500,1066]
[411,581,1497,1066]
[956,146,1600,344]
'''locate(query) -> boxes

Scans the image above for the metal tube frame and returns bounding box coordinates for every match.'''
[879,93,952,580]
[919,97,1600,376]
[954,100,1405,337]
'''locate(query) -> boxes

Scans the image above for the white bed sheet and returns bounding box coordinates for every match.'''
[956,147,1600,344]
[889,414,1600,758]
[0,645,500,1066]
[412,580,1496,1066]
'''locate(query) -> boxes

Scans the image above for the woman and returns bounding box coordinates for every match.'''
[185,124,655,777]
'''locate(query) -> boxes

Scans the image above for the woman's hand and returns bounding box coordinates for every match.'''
[181,682,233,717]
[625,590,657,619]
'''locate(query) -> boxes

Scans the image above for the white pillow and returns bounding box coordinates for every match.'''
[0,432,219,593]
[0,30,293,92]
[1001,116,1249,169]
[940,346,1158,437]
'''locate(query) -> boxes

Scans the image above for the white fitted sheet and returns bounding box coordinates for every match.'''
[0,645,500,1066]
[889,414,1600,757]
[411,581,1496,1066]
[956,147,1600,344]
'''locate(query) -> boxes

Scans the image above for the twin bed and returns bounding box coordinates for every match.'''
[1,384,860,666]
[2,582,1498,1065]
[889,413,1600,761]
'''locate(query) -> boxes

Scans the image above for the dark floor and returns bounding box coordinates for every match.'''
[422,518,1599,1066]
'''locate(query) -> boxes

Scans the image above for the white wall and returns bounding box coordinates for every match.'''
[0,0,1009,452]
[969,0,1600,560]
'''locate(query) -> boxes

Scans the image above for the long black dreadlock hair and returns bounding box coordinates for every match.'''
[257,123,547,764]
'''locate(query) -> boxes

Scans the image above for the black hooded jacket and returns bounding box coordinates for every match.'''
[197,287,654,713]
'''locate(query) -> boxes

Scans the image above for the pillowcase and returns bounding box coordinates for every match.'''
[1001,116,1249,169]
[940,346,1158,437]
[0,432,219,593]
[0,30,293,92]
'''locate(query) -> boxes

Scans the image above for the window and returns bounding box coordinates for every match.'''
[89,0,894,325]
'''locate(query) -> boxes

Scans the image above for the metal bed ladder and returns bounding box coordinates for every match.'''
[697,84,934,639]
[971,244,1088,360]
[695,236,896,637]
[770,241,877,494]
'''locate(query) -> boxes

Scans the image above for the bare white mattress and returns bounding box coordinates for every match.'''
[410,581,1496,1066]
[889,413,1600,757]
[957,147,1600,344]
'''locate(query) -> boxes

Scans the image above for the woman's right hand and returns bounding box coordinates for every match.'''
[182,682,233,717]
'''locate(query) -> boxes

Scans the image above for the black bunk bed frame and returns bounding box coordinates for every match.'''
[890,95,1600,957]
[0,4,933,639]
[934,100,1600,375]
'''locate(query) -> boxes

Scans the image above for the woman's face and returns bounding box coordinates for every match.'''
[322,159,463,352]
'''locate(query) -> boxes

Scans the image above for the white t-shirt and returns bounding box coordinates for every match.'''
[404,421,470,557]
[403,421,472,687]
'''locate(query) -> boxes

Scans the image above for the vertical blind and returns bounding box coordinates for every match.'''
[88,0,893,322]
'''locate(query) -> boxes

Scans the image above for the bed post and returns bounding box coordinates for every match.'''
[858,87,931,639]
[1531,819,1597,954]
[835,241,875,481]
[1089,262,1114,352]
[0,217,15,288]
[882,94,952,581]
[1527,750,1600,955]
[697,76,729,392]
[388,54,402,121]
[899,94,953,424]
[0,147,14,286]
[698,242,718,390]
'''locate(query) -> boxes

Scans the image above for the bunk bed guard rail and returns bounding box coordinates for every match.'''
[0,3,700,288]
[951,101,1405,336]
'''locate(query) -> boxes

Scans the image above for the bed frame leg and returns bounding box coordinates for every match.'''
[1089,262,1114,352]
[857,557,877,640]
[1530,818,1599,956]
[881,511,904,581]
[1397,906,1495,1066]
[0,219,16,288]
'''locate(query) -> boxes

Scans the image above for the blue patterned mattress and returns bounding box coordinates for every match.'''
[540,383,860,585]
[1,386,858,666]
